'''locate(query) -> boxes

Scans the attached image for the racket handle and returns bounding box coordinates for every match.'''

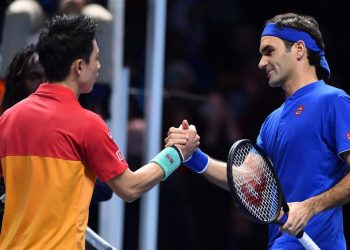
[279,214,288,225]
[279,215,320,250]
[297,231,321,250]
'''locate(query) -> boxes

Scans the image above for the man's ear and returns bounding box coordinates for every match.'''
[295,40,307,60]
[72,59,83,74]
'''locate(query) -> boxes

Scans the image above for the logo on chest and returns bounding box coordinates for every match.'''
[295,105,304,116]
[346,132,350,140]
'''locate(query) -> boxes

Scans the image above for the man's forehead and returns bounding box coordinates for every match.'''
[93,40,99,53]
[259,36,284,50]
[260,36,284,45]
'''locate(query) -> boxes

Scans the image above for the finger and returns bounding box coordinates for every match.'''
[277,213,288,226]
[188,125,197,138]
[164,135,187,145]
[164,136,169,144]
[187,134,199,141]
[189,124,196,131]
[168,127,183,133]
[167,127,187,136]
[280,215,295,233]
[165,139,188,147]
[165,133,189,144]
[181,120,190,129]
[276,209,285,222]
[280,221,289,231]
[294,226,303,236]
[187,135,200,146]
[293,218,305,236]
[167,127,176,135]
[166,131,190,140]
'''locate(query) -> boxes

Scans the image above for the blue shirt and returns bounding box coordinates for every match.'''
[257,80,350,250]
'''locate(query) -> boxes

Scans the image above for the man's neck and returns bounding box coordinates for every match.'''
[49,80,79,98]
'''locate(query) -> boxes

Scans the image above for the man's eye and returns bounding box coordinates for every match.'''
[265,49,273,55]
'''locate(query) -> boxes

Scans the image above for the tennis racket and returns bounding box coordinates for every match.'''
[226,139,320,250]
[86,227,117,250]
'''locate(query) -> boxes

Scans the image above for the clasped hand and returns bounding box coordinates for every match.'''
[165,120,200,160]
[277,199,315,236]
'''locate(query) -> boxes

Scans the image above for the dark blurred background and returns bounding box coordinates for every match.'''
[1,0,349,249]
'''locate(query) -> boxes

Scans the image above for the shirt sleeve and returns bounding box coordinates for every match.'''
[82,114,128,182]
[256,117,269,153]
[256,130,264,149]
[326,93,350,157]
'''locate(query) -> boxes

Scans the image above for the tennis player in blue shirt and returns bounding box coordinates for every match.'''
[166,12,350,250]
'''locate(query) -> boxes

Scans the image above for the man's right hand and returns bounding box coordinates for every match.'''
[165,120,200,160]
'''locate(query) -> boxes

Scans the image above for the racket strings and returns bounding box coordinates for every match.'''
[230,143,279,222]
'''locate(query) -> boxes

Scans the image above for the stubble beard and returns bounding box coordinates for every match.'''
[268,77,282,88]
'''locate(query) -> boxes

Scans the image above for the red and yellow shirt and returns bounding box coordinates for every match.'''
[0,84,128,249]
[0,79,5,112]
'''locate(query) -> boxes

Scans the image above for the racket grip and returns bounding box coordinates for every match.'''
[297,231,320,250]
[278,215,320,250]
[279,214,288,225]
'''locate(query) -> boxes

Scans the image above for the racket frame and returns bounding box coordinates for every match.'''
[226,139,320,250]
[226,139,288,224]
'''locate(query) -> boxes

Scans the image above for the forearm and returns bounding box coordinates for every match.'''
[281,154,350,235]
[107,146,183,202]
[308,172,350,215]
[203,158,229,191]
[126,163,164,200]
[181,149,229,191]
[108,163,164,203]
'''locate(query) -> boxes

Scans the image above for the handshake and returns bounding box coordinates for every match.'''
[164,119,209,174]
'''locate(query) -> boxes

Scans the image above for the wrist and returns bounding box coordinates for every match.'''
[183,148,209,173]
[306,197,319,217]
[150,146,183,180]
[171,144,184,161]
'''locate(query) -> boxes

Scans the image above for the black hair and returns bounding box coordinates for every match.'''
[37,14,98,82]
[2,44,38,112]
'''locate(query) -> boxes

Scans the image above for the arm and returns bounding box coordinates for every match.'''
[280,151,350,235]
[85,116,199,203]
[202,158,229,191]
[165,119,229,191]
[106,162,164,203]
[308,151,350,213]
[107,134,200,203]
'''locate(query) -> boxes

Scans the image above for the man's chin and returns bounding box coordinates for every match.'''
[268,79,281,88]
[81,85,94,94]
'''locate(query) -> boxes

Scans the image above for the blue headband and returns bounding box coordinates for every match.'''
[261,23,330,78]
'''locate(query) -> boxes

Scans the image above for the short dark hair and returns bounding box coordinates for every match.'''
[265,13,327,79]
[2,44,38,112]
[37,14,98,82]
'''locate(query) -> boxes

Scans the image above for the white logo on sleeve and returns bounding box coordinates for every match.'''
[108,132,113,139]
[116,150,124,161]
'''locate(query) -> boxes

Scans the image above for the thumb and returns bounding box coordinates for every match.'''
[180,119,190,129]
